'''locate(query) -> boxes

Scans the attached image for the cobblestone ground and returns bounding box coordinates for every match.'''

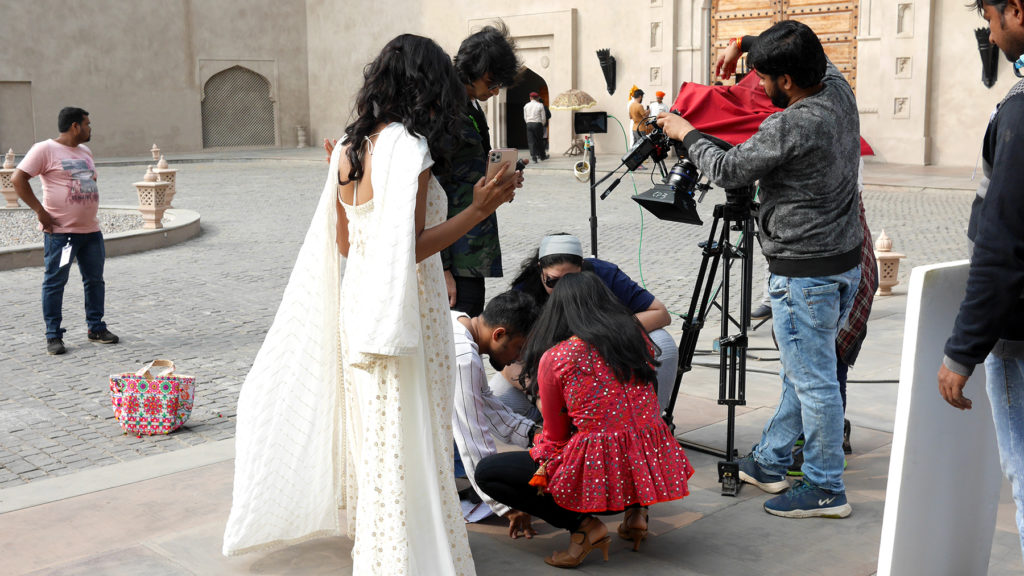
[0,155,972,488]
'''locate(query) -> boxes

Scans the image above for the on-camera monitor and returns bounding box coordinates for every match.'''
[574,111,608,134]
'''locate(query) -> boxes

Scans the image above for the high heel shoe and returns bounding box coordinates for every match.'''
[544,518,611,568]
[617,506,649,551]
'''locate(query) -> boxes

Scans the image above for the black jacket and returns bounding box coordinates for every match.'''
[943,79,1024,375]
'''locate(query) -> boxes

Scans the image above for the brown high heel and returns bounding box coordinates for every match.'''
[544,517,611,568]
[617,506,649,551]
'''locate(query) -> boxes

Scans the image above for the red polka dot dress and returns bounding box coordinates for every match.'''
[529,336,694,513]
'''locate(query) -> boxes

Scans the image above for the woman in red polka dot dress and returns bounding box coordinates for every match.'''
[476,271,694,568]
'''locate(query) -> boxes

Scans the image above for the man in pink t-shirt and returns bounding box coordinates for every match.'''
[13,107,118,355]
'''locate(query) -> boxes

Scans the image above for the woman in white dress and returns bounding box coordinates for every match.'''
[223,35,517,576]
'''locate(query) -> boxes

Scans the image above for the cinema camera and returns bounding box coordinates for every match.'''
[621,116,749,225]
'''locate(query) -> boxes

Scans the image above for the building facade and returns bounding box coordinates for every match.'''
[0,1,1013,166]
[0,0,310,158]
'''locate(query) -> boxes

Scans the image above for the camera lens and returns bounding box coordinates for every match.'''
[667,159,699,196]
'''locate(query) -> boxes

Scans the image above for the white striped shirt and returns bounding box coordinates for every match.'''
[451,311,535,518]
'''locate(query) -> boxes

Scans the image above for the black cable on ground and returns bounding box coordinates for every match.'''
[688,361,897,383]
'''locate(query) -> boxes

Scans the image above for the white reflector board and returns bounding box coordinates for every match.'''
[877,261,1001,576]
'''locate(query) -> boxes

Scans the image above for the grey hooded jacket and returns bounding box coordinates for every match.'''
[683,60,862,277]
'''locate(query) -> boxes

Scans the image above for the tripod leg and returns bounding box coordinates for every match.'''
[718,214,743,496]
[738,211,754,410]
[588,145,598,258]
[718,220,731,412]
[664,215,723,429]
[719,450,741,496]
[716,203,757,495]
[670,200,757,491]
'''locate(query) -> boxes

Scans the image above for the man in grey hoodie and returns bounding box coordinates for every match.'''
[659,20,861,519]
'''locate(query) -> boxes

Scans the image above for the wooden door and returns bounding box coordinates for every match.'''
[710,0,858,91]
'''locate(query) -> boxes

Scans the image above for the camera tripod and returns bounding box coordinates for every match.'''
[661,186,757,496]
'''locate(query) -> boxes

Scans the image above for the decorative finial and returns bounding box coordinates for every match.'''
[144,165,157,182]
[157,155,168,169]
[150,143,160,161]
[875,230,893,252]
[3,148,14,169]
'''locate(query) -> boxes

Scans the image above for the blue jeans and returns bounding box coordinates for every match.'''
[42,231,107,339]
[751,266,859,493]
[985,351,1024,562]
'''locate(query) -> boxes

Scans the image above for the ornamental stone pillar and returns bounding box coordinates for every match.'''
[135,166,170,229]
[152,155,178,208]
[0,149,18,208]
[875,230,907,296]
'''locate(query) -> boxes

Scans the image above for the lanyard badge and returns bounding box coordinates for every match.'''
[59,239,72,268]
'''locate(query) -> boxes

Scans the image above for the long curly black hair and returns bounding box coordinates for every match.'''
[520,272,659,392]
[342,34,463,182]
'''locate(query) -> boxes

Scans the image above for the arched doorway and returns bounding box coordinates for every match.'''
[201,66,277,148]
[505,68,549,151]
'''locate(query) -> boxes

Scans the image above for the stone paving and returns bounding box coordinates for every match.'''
[0,150,974,488]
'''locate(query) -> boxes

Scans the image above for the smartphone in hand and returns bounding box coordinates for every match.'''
[486,148,519,185]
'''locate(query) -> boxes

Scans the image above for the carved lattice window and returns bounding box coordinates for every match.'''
[201,66,276,148]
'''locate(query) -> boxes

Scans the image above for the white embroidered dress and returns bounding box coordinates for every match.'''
[223,124,475,576]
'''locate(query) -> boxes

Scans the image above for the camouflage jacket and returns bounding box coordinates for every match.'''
[437,101,503,278]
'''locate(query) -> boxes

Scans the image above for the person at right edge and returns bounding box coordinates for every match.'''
[438,23,523,316]
[658,20,861,519]
[939,0,1024,563]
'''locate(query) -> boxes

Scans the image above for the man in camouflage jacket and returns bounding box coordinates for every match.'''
[438,23,523,316]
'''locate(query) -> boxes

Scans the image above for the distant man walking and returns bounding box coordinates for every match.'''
[13,107,118,355]
[524,92,547,163]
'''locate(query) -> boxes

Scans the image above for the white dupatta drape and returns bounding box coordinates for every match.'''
[223,126,448,564]
[222,144,348,556]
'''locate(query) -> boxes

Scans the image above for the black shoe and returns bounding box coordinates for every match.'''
[843,418,852,454]
[47,338,66,355]
[87,329,119,344]
[787,440,805,476]
[457,485,482,504]
[532,157,538,163]
[751,303,773,320]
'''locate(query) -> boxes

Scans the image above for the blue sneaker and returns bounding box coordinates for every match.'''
[764,479,852,518]
[737,455,790,493]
